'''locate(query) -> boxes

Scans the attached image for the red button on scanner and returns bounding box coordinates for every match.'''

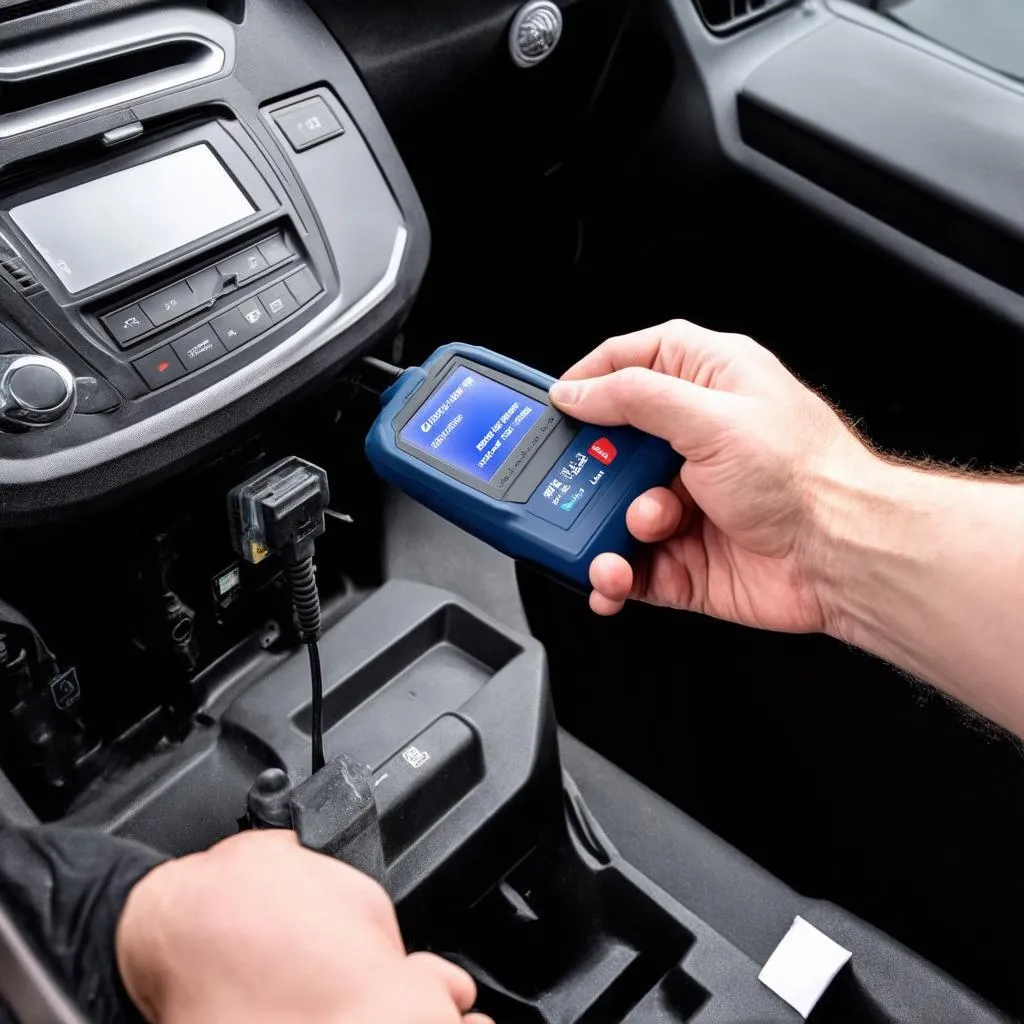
[588,438,617,465]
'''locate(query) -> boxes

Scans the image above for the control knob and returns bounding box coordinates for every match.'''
[0,354,77,432]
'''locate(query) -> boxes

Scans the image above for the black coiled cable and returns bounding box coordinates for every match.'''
[283,557,324,772]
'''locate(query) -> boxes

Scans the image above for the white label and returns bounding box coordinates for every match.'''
[401,746,430,769]
[758,916,852,1018]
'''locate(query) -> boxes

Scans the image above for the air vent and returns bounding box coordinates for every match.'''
[0,41,206,117]
[692,0,793,32]
[1,256,40,294]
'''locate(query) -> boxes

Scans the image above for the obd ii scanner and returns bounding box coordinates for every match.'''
[365,344,682,588]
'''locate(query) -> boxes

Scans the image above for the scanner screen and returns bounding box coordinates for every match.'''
[402,365,546,483]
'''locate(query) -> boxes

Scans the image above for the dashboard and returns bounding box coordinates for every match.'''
[0,0,428,521]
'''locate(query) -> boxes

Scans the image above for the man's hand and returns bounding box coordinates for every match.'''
[549,319,872,630]
[116,830,491,1024]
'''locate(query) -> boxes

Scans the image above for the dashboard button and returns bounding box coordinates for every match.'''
[212,297,271,352]
[258,235,293,267]
[285,267,321,306]
[212,307,256,350]
[141,281,199,327]
[237,296,269,334]
[187,266,223,305]
[103,304,153,347]
[258,282,298,322]
[272,97,344,152]
[172,327,226,372]
[217,247,268,284]
[135,345,186,389]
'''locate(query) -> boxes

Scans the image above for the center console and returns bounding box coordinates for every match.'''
[0,0,428,521]
[7,576,996,1024]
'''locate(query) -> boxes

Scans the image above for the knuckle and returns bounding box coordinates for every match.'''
[724,331,756,350]
[615,365,648,396]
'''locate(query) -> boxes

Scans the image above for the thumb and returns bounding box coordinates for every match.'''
[549,366,727,454]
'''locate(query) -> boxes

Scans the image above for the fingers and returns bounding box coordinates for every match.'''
[588,486,690,615]
[406,952,477,1014]
[626,487,684,543]
[589,552,634,615]
[549,367,729,455]
[589,590,626,616]
[562,326,666,380]
[464,1015,496,1024]
[561,319,734,381]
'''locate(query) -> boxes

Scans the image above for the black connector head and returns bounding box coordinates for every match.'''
[227,457,330,567]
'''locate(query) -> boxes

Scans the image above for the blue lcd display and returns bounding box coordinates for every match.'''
[400,365,546,482]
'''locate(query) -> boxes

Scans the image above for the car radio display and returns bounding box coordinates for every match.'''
[400,365,546,483]
[10,145,255,294]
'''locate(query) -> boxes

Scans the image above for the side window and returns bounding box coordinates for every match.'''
[856,0,1024,81]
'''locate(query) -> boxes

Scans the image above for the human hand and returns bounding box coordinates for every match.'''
[116,830,491,1024]
[549,319,875,631]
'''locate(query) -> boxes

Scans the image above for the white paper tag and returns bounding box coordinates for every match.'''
[758,916,852,1018]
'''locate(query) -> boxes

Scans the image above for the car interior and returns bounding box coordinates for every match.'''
[0,0,1022,1020]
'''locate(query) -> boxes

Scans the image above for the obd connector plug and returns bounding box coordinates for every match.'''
[228,457,330,771]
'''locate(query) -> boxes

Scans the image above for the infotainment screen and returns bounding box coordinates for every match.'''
[9,145,255,294]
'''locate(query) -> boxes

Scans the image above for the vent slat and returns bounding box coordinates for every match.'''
[692,0,791,30]
[1,257,39,294]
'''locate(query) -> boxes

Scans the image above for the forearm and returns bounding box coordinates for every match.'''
[813,453,1024,734]
[0,828,166,1024]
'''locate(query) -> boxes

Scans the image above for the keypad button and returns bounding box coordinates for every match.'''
[103,304,152,347]
[140,280,199,327]
[258,282,298,322]
[171,327,226,372]
[187,266,223,305]
[237,296,268,333]
[212,304,264,351]
[134,346,186,389]
[258,235,293,267]
[217,247,268,284]
[271,97,344,152]
[285,267,321,306]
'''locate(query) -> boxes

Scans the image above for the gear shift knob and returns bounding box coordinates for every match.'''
[0,354,76,432]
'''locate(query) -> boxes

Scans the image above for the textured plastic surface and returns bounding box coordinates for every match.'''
[436,770,802,1023]
[559,733,1011,1023]
[740,16,1024,296]
[62,580,558,917]
[366,344,681,587]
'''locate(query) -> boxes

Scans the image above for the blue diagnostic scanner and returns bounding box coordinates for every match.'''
[365,344,682,588]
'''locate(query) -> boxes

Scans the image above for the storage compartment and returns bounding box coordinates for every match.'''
[438,844,709,1022]
[424,778,794,1024]
[292,604,520,769]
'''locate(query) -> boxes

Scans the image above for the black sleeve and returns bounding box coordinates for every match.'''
[0,828,168,1024]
